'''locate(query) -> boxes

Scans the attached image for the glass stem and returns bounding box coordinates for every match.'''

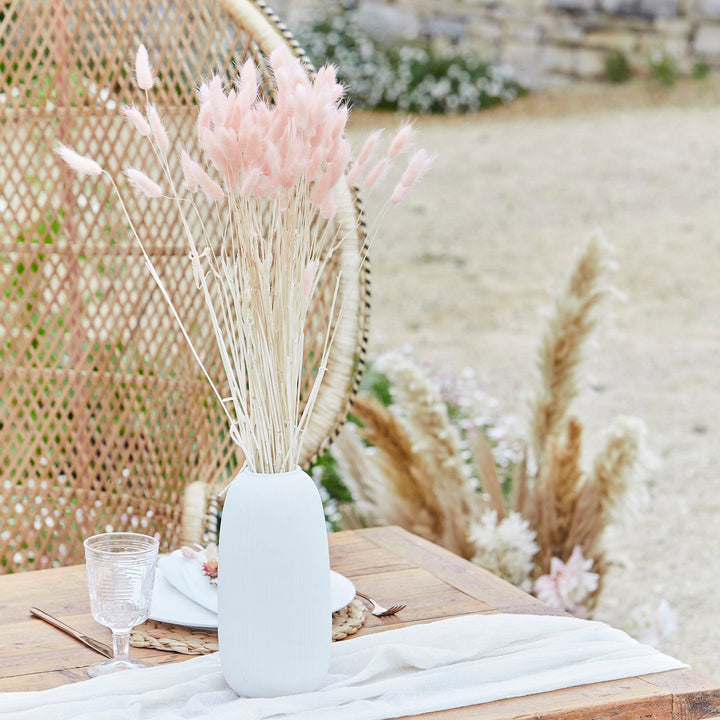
[112,631,130,661]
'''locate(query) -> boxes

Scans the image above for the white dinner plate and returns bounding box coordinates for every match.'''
[149,567,356,629]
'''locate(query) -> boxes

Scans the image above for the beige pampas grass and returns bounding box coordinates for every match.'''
[590,416,647,522]
[565,416,648,559]
[375,353,478,558]
[529,232,613,464]
[533,417,585,574]
[326,233,645,616]
[347,393,446,547]
[330,423,388,525]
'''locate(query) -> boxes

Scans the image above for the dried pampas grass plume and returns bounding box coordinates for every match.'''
[330,423,387,524]
[529,232,614,464]
[375,353,478,558]
[346,394,445,547]
[590,415,647,522]
[531,416,585,574]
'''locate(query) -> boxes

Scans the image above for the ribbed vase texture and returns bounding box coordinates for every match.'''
[217,466,331,697]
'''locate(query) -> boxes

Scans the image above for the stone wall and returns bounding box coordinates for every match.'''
[273,0,720,88]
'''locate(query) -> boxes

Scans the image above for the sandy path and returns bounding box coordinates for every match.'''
[348,80,720,679]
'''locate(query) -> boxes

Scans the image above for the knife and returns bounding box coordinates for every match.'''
[29,606,113,659]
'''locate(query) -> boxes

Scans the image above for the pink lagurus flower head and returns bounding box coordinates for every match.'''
[124,167,163,198]
[135,44,154,91]
[195,165,225,203]
[318,189,337,220]
[147,104,169,152]
[236,58,258,111]
[391,148,433,204]
[387,122,414,159]
[121,105,151,137]
[56,143,103,177]
[240,167,263,198]
[357,129,383,168]
[179,149,201,193]
[362,157,388,190]
[534,545,599,617]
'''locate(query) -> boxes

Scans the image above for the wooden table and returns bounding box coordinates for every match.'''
[1,526,719,719]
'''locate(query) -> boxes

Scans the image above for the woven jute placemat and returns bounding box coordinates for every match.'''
[131,598,367,655]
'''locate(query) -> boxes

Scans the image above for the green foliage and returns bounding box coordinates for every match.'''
[648,50,677,87]
[692,61,710,80]
[358,364,392,407]
[295,3,524,114]
[604,51,632,84]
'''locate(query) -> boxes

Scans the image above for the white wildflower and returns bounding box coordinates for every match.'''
[470,510,538,592]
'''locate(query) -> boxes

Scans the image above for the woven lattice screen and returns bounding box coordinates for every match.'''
[0,0,370,572]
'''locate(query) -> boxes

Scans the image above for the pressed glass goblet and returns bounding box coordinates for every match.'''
[84,532,159,676]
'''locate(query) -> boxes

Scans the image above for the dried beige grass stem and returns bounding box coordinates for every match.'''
[468,430,506,521]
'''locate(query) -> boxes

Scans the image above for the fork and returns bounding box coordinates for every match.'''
[355,590,406,617]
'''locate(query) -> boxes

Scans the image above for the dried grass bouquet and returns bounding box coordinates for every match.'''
[57,44,429,473]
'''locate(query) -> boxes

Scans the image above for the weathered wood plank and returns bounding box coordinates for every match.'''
[0,566,90,625]
[351,566,494,628]
[642,669,720,720]
[0,527,717,720]
[329,530,414,577]
[393,677,672,720]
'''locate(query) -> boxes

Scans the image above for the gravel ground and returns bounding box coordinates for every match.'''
[347,78,720,680]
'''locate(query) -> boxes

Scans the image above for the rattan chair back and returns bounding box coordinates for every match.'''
[0,0,369,571]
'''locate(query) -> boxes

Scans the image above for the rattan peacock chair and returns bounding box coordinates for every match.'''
[0,0,370,571]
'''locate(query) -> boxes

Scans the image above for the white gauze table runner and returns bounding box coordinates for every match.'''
[0,613,686,720]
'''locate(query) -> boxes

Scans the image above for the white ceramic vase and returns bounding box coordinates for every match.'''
[217,466,331,697]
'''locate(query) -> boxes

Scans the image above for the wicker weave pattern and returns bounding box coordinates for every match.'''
[0,0,369,572]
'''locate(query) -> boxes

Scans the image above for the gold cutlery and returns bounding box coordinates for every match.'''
[355,591,406,617]
[29,607,113,658]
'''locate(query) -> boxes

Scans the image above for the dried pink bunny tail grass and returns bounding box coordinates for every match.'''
[195,166,225,202]
[345,162,363,189]
[318,189,337,219]
[237,58,258,109]
[135,44,154,91]
[390,182,411,205]
[124,167,163,198]
[179,149,199,193]
[121,105,152,136]
[347,129,384,188]
[240,167,262,198]
[391,148,432,204]
[362,157,388,190]
[306,146,324,183]
[357,129,383,167]
[56,144,103,177]
[387,122,413,159]
[147,104,169,152]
